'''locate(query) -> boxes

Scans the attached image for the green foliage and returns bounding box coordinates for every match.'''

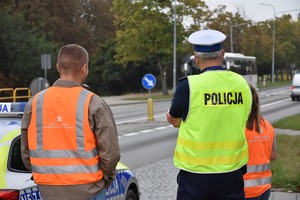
[0,0,116,88]
[88,40,159,95]
[0,1,299,93]
[112,0,210,95]
[11,0,115,54]
[0,9,56,88]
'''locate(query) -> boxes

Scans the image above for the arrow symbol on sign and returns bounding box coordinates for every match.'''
[144,77,154,86]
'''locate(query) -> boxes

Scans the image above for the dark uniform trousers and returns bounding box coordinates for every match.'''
[176,168,246,200]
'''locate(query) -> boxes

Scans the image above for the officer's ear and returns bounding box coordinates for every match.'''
[81,64,88,76]
[80,64,89,83]
[194,54,201,67]
[221,49,225,57]
[56,63,60,73]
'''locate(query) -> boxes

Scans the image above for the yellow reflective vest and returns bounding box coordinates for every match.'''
[174,70,252,173]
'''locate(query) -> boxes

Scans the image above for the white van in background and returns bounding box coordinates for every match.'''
[291,73,300,101]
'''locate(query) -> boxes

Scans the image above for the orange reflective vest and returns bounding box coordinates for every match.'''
[28,86,103,185]
[244,118,275,198]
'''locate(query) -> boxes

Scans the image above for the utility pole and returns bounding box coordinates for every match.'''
[230,23,248,53]
[172,0,177,94]
[260,3,276,83]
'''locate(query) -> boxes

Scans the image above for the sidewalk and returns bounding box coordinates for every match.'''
[102,94,146,106]
[102,95,300,200]
[134,157,300,200]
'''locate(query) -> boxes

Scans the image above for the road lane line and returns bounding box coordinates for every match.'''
[140,129,153,133]
[116,114,166,125]
[155,126,169,130]
[261,98,290,108]
[124,132,140,137]
[119,124,174,139]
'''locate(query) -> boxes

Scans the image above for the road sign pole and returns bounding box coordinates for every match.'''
[44,62,47,80]
[41,54,51,81]
[147,90,154,121]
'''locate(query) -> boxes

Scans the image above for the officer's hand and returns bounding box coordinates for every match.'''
[104,178,114,189]
[166,111,181,128]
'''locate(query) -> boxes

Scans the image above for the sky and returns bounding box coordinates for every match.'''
[204,0,300,22]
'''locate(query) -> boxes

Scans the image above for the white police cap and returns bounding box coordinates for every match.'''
[188,29,226,52]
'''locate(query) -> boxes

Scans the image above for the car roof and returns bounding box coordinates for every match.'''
[0,102,27,115]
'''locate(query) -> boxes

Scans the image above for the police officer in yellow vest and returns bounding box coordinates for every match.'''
[166,29,252,200]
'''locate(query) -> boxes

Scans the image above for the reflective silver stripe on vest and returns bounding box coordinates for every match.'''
[31,163,100,174]
[36,90,46,151]
[76,89,89,150]
[29,148,98,158]
[244,176,272,187]
[247,163,270,173]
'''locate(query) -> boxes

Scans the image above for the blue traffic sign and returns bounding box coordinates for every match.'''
[142,74,156,90]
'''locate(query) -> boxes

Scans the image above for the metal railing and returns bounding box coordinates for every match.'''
[0,88,31,102]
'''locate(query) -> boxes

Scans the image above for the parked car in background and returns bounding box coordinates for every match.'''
[291,73,300,101]
[0,102,140,200]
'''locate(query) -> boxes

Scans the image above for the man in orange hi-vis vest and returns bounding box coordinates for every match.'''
[244,85,277,200]
[21,44,120,200]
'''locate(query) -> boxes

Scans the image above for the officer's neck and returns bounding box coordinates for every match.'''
[199,59,223,71]
[59,74,84,85]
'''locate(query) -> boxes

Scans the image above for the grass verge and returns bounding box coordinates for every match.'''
[257,80,291,89]
[271,113,300,192]
[271,134,300,192]
[272,114,300,130]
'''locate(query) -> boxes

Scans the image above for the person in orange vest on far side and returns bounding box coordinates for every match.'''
[21,44,120,200]
[244,84,277,200]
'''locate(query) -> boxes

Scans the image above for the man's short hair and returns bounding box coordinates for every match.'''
[57,44,89,73]
[194,50,222,62]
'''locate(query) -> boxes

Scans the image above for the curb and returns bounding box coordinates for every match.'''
[275,128,300,135]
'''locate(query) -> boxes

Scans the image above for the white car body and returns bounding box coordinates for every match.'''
[291,73,300,101]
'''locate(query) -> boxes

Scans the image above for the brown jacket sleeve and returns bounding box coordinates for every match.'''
[21,98,33,171]
[89,95,121,183]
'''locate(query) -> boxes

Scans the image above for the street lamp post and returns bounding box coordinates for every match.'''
[172,0,177,94]
[230,23,248,53]
[261,3,276,83]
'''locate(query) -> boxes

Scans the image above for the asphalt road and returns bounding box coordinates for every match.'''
[112,86,300,168]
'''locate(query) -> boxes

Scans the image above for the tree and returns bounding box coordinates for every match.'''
[204,5,251,53]
[112,0,209,95]
[275,15,298,80]
[204,5,276,81]
[12,0,115,54]
[0,9,55,88]
[89,39,159,95]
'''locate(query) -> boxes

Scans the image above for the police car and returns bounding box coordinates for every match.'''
[0,102,140,200]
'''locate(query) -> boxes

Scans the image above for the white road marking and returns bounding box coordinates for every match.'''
[139,129,153,133]
[124,132,140,137]
[119,124,174,139]
[116,114,166,125]
[154,126,169,130]
[261,98,290,108]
